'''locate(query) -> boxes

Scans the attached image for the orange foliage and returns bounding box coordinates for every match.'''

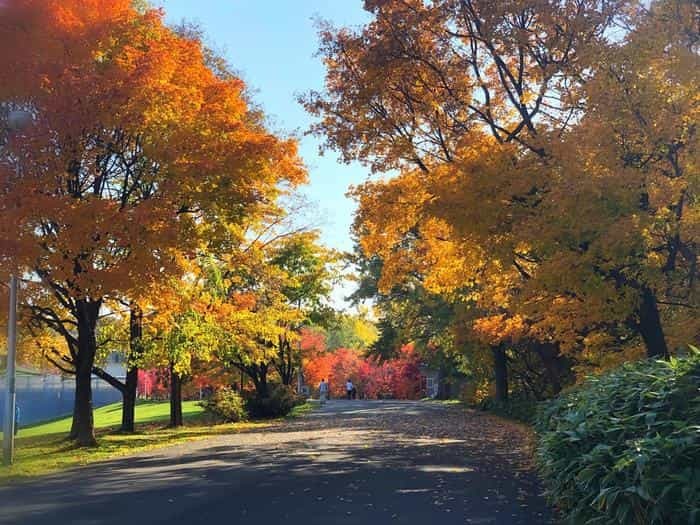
[305,344,423,400]
[0,0,305,443]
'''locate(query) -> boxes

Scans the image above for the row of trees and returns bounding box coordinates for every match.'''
[0,0,337,445]
[304,0,698,400]
[303,328,424,399]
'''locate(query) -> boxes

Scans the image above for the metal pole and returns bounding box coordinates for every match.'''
[296,340,303,394]
[3,274,18,465]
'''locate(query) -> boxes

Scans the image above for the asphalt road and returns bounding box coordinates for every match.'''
[0,400,554,525]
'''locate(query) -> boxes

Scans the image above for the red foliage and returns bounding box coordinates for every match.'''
[304,344,423,399]
[300,327,327,358]
[137,369,168,399]
[138,364,234,400]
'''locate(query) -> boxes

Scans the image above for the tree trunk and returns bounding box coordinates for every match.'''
[257,363,269,398]
[533,342,564,395]
[638,286,670,359]
[492,345,509,403]
[276,337,295,386]
[169,362,183,428]
[248,363,270,398]
[69,298,101,446]
[121,378,137,432]
[121,306,143,432]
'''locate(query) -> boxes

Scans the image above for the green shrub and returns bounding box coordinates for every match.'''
[199,387,247,422]
[477,395,539,423]
[245,384,305,419]
[535,350,700,525]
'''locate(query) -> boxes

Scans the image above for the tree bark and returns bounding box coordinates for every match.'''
[233,362,270,398]
[533,342,565,395]
[276,337,295,386]
[69,298,101,446]
[256,363,269,398]
[638,286,670,359]
[169,362,183,427]
[121,306,143,432]
[492,345,509,403]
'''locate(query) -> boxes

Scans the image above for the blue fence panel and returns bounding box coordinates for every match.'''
[0,375,123,427]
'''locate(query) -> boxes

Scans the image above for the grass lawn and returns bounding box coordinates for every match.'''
[287,399,318,418]
[20,400,206,438]
[421,398,464,406]
[0,400,272,483]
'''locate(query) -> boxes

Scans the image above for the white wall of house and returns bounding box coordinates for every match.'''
[420,369,440,398]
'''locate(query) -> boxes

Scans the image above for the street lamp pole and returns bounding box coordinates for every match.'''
[3,274,17,465]
[2,109,30,465]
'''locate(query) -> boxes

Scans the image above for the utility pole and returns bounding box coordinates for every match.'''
[3,275,17,465]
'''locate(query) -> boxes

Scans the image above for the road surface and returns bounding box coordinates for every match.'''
[0,400,554,524]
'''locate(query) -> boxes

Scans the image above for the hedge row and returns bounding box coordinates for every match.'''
[199,384,306,421]
[535,350,700,524]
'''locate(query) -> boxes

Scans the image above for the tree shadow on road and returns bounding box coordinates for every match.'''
[0,401,555,525]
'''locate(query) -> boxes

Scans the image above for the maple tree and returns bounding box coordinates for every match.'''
[181,224,336,404]
[303,0,628,402]
[0,0,304,444]
[515,0,699,362]
[304,344,424,400]
[268,232,338,385]
[138,277,218,427]
[308,0,698,402]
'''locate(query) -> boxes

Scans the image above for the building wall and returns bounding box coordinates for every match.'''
[420,370,440,398]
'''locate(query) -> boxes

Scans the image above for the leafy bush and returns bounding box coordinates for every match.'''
[477,395,539,423]
[199,387,247,422]
[535,351,700,524]
[245,384,305,419]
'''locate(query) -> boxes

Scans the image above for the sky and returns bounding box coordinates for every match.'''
[154,1,373,307]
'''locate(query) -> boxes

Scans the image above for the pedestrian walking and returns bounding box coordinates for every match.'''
[319,378,329,405]
[346,379,354,400]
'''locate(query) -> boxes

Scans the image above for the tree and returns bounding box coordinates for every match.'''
[302,0,625,400]
[515,0,699,360]
[302,0,628,171]
[307,0,697,402]
[0,0,304,444]
[304,344,423,400]
[268,232,337,385]
[203,246,301,399]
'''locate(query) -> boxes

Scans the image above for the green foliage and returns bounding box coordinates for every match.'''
[325,310,378,351]
[477,396,539,424]
[535,351,700,524]
[20,401,205,439]
[270,232,337,309]
[199,388,247,423]
[245,384,305,419]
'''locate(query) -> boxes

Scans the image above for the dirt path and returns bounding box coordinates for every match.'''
[0,400,554,524]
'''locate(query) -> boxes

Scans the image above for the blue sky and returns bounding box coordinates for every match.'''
[155,0,372,255]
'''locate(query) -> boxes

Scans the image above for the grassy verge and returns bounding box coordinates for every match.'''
[287,399,317,418]
[0,400,269,483]
[476,396,539,424]
[421,398,464,406]
[20,400,205,438]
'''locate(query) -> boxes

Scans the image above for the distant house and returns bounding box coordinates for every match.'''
[102,351,127,381]
[419,365,440,398]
